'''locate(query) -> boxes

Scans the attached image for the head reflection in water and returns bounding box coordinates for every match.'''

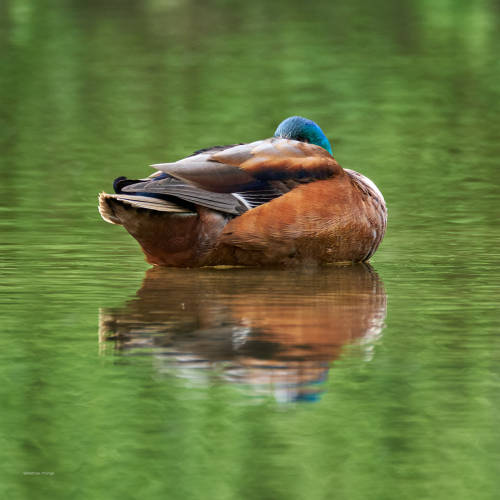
[99,265,386,403]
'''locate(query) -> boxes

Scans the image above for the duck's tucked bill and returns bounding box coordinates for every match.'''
[99,116,387,267]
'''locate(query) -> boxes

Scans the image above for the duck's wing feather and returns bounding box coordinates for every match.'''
[98,193,191,225]
[121,138,341,215]
[152,138,341,193]
[119,143,252,216]
[120,176,249,215]
[143,144,243,182]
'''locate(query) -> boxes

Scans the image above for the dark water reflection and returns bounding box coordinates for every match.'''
[99,265,386,402]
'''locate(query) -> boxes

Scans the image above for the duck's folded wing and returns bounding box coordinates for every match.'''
[121,138,342,215]
[120,176,249,215]
[152,138,342,193]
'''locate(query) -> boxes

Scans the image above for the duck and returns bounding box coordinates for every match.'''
[98,116,387,267]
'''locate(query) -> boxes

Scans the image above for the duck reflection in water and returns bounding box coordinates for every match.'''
[99,264,386,403]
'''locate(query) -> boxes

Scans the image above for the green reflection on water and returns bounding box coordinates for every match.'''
[1,0,500,498]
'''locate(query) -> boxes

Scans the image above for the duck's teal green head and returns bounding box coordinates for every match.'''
[274,116,333,155]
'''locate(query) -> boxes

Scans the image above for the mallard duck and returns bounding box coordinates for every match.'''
[99,116,387,266]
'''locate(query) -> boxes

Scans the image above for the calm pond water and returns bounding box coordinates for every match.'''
[1,0,500,498]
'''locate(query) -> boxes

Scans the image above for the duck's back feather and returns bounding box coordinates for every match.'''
[119,138,341,216]
[152,138,341,193]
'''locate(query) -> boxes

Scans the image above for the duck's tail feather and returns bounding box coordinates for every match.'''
[98,192,191,225]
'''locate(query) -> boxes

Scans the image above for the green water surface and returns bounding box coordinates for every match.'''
[1,0,500,498]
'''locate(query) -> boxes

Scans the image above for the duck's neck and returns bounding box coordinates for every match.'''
[274,116,333,155]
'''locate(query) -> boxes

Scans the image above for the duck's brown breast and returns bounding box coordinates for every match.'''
[211,173,386,265]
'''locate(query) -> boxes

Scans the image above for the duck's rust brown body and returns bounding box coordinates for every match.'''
[99,138,386,267]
